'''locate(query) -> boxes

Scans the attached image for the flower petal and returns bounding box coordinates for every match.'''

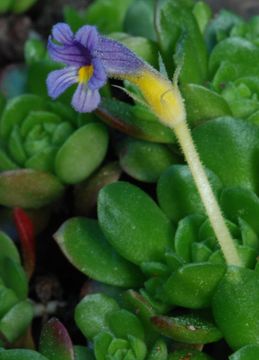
[47,67,78,99]
[75,25,99,51]
[71,84,100,112]
[48,39,86,66]
[88,57,107,90]
[96,37,144,76]
[52,23,74,45]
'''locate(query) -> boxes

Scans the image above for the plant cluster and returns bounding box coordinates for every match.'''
[0,0,259,359]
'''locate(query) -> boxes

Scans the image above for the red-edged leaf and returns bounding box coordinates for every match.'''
[39,318,74,360]
[13,207,35,279]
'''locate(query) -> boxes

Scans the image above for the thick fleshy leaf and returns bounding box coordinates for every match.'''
[13,208,35,279]
[118,138,178,183]
[39,318,74,360]
[0,285,18,318]
[0,95,46,139]
[75,293,119,340]
[55,123,109,184]
[0,300,33,343]
[0,232,20,264]
[124,0,156,40]
[220,187,259,234]
[174,215,205,263]
[157,165,222,222]
[164,263,226,308]
[108,309,144,340]
[148,339,168,360]
[0,258,28,300]
[157,0,207,81]
[193,117,259,192]
[0,169,64,208]
[98,181,175,265]
[54,217,144,287]
[181,83,232,126]
[97,98,175,143]
[212,266,259,350]
[0,350,48,360]
[151,313,222,344]
[230,345,259,360]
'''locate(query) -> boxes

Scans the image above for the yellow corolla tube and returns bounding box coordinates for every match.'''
[128,66,241,267]
[129,68,186,127]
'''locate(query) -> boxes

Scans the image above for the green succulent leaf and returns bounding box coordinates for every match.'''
[55,123,109,184]
[0,285,18,319]
[118,137,178,183]
[54,217,144,288]
[212,266,259,350]
[0,350,48,360]
[220,187,259,234]
[74,346,95,360]
[157,0,207,81]
[0,258,28,300]
[124,0,156,40]
[193,117,259,192]
[151,313,222,344]
[97,98,176,144]
[108,309,144,341]
[75,293,120,340]
[174,214,205,263]
[0,300,33,343]
[164,263,226,308]
[0,169,64,208]
[230,345,259,360]
[147,339,168,360]
[39,318,74,360]
[98,181,175,265]
[181,83,232,126]
[0,232,20,264]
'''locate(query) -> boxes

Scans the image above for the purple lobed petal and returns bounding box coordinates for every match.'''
[71,84,101,112]
[47,67,78,99]
[75,25,99,51]
[48,39,87,66]
[96,37,144,75]
[52,23,74,45]
[88,57,107,90]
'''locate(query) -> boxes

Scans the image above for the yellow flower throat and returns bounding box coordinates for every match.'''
[78,65,94,84]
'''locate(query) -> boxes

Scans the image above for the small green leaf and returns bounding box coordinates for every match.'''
[0,300,33,343]
[147,339,168,360]
[151,313,222,344]
[0,232,20,264]
[119,137,178,183]
[164,263,225,308]
[181,83,232,127]
[39,318,74,360]
[55,123,109,184]
[75,293,119,340]
[174,215,205,262]
[124,0,156,40]
[0,350,48,360]
[54,217,144,288]
[213,266,259,350]
[98,181,175,265]
[0,258,28,300]
[230,345,259,360]
[0,169,64,208]
[108,309,144,340]
[193,117,259,192]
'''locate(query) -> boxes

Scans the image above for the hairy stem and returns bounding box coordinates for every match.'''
[172,119,241,266]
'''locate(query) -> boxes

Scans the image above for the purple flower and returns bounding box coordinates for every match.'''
[47,23,144,113]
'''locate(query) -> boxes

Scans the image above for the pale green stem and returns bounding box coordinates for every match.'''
[172,119,242,266]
